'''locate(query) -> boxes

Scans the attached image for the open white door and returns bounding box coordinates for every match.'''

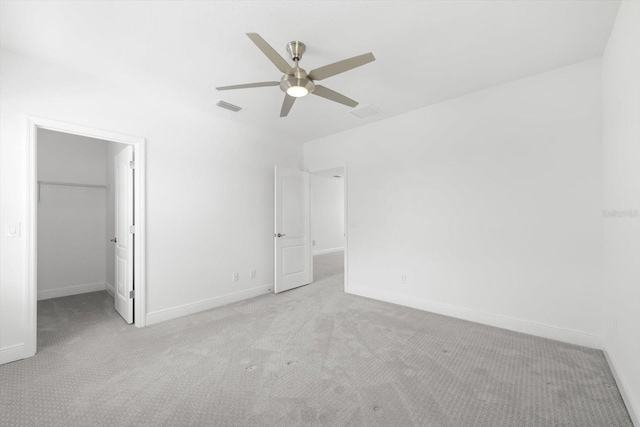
[114,146,134,323]
[274,166,312,293]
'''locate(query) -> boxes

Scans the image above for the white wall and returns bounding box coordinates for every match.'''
[311,173,344,254]
[0,50,302,363]
[37,130,109,300]
[602,1,640,423]
[305,59,604,348]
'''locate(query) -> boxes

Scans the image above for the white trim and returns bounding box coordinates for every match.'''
[307,172,313,290]
[146,284,273,326]
[604,349,639,426]
[26,116,147,363]
[0,344,25,365]
[343,163,349,293]
[37,282,106,301]
[29,117,144,145]
[313,247,345,256]
[104,282,115,297]
[348,285,604,349]
[26,118,38,359]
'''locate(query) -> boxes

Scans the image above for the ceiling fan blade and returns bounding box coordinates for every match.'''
[216,81,280,91]
[311,85,358,108]
[308,52,375,81]
[246,33,294,75]
[280,94,296,117]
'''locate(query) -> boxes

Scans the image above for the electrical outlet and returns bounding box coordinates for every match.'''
[250,269,256,279]
[233,272,239,282]
[401,274,407,284]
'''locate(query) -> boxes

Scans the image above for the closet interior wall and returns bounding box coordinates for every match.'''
[37,129,123,300]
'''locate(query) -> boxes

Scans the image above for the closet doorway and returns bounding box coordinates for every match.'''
[26,118,146,357]
[310,166,347,291]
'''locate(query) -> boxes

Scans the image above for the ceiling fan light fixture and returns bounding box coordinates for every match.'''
[280,75,315,98]
[286,85,309,97]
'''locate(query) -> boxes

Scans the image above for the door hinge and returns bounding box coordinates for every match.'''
[130,225,135,234]
[129,290,135,299]
[129,160,135,169]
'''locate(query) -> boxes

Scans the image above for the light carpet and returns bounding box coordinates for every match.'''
[0,251,632,426]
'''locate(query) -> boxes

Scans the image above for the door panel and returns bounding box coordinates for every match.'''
[282,246,306,275]
[274,166,311,293]
[114,145,134,323]
[282,176,304,237]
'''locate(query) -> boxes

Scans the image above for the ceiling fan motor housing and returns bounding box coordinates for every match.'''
[280,67,315,95]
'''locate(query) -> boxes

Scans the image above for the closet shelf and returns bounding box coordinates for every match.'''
[38,181,109,202]
[38,181,109,190]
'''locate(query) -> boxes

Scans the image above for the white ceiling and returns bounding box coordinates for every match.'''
[0,1,621,143]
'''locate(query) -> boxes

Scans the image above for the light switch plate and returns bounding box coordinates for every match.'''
[7,223,21,237]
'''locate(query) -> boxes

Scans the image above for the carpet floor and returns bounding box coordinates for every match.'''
[0,251,632,426]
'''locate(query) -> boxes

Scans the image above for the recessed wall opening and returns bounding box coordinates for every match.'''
[26,117,147,358]
[37,129,132,326]
[310,166,346,291]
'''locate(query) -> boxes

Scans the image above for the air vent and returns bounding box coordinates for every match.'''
[216,100,242,112]
[351,104,381,119]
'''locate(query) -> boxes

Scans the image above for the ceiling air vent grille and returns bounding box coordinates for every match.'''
[351,104,381,119]
[216,100,242,112]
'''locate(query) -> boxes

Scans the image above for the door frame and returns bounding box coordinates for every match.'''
[26,116,147,357]
[309,163,349,292]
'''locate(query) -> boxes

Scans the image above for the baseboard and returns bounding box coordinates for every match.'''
[37,282,106,301]
[0,343,25,365]
[348,285,604,349]
[104,282,115,297]
[146,284,273,326]
[604,348,639,426]
[313,247,344,255]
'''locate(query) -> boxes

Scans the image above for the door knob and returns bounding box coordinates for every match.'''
[110,237,117,243]
[276,233,286,238]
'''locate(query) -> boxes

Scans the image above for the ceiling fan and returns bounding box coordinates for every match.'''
[216,33,375,117]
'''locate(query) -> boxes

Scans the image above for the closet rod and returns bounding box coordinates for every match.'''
[38,181,109,203]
